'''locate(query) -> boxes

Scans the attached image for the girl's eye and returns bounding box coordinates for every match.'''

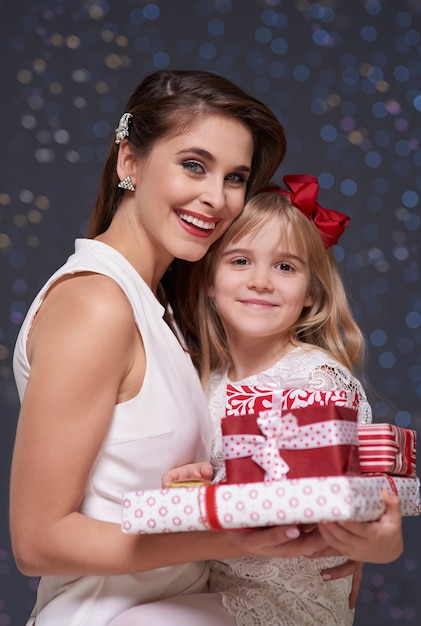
[276,262,294,272]
[181,161,205,174]
[232,258,249,266]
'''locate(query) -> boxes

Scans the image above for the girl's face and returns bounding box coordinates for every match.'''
[210,216,313,348]
[121,114,254,269]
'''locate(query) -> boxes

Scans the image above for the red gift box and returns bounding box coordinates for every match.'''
[358,424,417,477]
[225,385,358,417]
[221,403,360,483]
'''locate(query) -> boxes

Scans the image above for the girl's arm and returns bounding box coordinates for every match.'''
[162,462,214,487]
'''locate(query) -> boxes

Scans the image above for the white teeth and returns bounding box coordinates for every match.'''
[177,211,216,230]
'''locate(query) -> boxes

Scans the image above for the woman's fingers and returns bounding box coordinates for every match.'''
[239,524,328,559]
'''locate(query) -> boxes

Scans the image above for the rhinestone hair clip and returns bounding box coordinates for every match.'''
[114,112,133,144]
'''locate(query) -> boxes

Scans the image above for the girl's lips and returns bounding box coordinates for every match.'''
[239,299,277,307]
[175,209,220,238]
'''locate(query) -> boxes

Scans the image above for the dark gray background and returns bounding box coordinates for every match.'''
[0,0,420,624]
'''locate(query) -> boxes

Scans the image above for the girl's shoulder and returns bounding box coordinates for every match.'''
[251,345,341,382]
[254,345,362,392]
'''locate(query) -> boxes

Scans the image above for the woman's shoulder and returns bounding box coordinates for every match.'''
[28,272,135,361]
[45,272,131,320]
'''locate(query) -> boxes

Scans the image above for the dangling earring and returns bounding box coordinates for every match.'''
[118,176,136,192]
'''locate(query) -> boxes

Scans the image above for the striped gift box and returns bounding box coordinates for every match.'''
[358,424,417,477]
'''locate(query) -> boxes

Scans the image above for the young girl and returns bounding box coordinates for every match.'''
[10,70,330,626]
[160,174,403,625]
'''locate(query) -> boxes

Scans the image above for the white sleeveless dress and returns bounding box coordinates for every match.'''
[13,239,212,626]
[207,346,372,626]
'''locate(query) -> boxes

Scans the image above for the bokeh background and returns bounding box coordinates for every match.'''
[1,0,420,623]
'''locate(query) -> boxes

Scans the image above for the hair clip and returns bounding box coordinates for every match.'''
[115,112,133,144]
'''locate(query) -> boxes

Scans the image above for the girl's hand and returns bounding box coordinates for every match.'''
[318,489,403,564]
[162,462,214,487]
[320,560,363,609]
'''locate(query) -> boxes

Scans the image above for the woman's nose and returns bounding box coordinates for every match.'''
[200,179,226,212]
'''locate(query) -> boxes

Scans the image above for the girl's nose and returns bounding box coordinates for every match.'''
[246,267,273,291]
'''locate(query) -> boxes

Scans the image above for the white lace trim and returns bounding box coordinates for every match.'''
[207,345,371,625]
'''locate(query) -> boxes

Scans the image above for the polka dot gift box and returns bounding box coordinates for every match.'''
[121,475,420,534]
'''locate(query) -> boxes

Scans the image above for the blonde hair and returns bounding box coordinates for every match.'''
[175,191,365,387]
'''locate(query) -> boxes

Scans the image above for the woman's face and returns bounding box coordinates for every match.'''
[125,114,254,266]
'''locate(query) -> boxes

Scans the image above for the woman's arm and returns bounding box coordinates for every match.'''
[10,274,327,577]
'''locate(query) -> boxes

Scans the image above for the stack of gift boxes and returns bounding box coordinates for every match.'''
[122,385,420,534]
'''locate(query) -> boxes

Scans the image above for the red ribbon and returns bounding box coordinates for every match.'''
[205,484,224,530]
[269,174,350,248]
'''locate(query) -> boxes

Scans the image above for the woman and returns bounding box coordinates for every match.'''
[10,70,326,626]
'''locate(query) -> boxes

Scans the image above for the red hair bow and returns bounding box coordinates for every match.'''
[276,174,350,248]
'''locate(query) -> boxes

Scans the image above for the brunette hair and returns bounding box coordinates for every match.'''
[176,191,365,386]
[87,69,286,238]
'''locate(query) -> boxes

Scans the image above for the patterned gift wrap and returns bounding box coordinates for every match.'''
[358,424,417,477]
[221,400,361,483]
[121,475,421,534]
[225,385,358,417]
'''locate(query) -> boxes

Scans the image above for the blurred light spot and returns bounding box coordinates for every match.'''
[198,44,216,61]
[365,151,381,167]
[271,38,288,54]
[153,50,170,67]
[255,27,272,44]
[405,312,421,329]
[395,411,411,427]
[53,129,70,144]
[370,329,387,347]
[143,3,160,20]
[340,179,357,196]
[402,190,418,208]
[292,65,310,81]
[208,19,224,36]
[320,125,337,142]
[393,245,409,261]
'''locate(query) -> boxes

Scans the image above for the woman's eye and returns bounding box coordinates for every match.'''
[182,161,204,174]
[225,173,247,183]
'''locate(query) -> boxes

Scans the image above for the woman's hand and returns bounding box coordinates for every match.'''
[318,489,403,564]
[230,523,329,560]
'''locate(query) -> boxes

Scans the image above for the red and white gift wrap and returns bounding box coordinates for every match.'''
[225,385,359,417]
[221,387,361,483]
[358,423,417,477]
[121,475,421,534]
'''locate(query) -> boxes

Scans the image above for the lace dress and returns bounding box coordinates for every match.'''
[207,346,372,626]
